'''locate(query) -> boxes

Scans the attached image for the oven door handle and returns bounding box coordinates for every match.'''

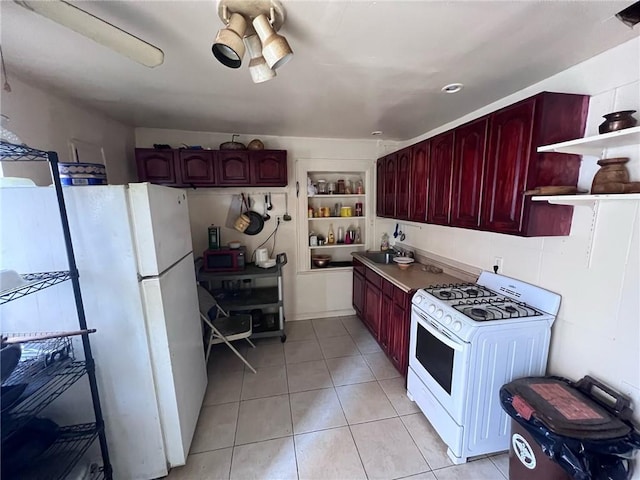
[414,311,466,352]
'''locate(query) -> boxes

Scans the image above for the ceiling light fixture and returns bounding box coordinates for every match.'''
[213,0,293,83]
[441,83,464,94]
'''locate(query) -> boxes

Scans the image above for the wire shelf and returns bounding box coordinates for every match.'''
[3,335,75,385]
[0,271,71,304]
[12,423,101,480]
[0,141,50,162]
[1,362,87,441]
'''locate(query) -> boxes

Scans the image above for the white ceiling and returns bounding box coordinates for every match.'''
[1,1,638,140]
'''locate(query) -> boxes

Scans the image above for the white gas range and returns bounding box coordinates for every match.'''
[407,271,560,464]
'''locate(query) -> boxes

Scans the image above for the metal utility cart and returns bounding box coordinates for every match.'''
[198,253,288,342]
[0,141,112,479]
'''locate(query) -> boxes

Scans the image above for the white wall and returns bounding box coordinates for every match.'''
[0,76,136,185]
[135,129,390,319]
[377,37,640,421]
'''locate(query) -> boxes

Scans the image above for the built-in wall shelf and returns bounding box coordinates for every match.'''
[532,193,640,207]
[537,126,640,156]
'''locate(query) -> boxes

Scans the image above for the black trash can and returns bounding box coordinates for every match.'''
[500,375,640,480]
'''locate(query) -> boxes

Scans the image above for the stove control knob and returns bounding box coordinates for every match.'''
[452,321,462,332]
[427,304,436,314]
[444,315,452,325]
[414,295,423,305]
[435,309,443,319]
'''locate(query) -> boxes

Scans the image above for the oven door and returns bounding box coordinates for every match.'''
[409,306,470,423]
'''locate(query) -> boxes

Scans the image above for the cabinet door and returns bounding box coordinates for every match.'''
[408,140,429,223]
[251,151,287,186]
[451,118,488,229]
[481,99,535,234]
[427,132,454,225]
[353,271,365,318]
[395,147,411,220]
[389,302,409,374]
[383,153,397,217]
[380,292,392,352]
[178,150,216,186]
[136,149,177,185]
[216,151,251,186]
[363,281,381,338]
[376,158,385,217]
[389,287,411,375]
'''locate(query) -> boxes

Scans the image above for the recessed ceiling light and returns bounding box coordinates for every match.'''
[441,83,464,94]
[371,131,383,136]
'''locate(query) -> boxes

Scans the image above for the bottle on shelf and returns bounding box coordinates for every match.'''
[327,224,335,244]
[337,226,344,244]
[356,179,364,194]
[355,226,362,244]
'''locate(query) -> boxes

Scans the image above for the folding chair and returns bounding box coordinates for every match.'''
[196,285,257,374]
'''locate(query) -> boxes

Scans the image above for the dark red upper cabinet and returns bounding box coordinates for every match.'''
[408,140,429,223]
[216,151,251,186]
[383,153,397,217]
[395,148,411,220]
[481,100,534,234]
[451,118,488,229]
[376,158,385,217]
[178,150,216,186]
[250,150,287,186]
[481,92,588,236]
[427,132,454,225]
[136,149,178,185]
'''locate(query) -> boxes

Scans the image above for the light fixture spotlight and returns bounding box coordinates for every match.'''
[245,34,276,83]
[441,83,464,94]
[212,11,247,68]
[252,13,293,70]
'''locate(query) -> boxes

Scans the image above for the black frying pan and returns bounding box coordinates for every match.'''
[243,195,264,236]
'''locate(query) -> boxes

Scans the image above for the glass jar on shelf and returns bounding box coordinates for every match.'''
[317,179,327,194]
[345,180,353,194]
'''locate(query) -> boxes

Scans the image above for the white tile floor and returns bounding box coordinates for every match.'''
[166,316,509,480]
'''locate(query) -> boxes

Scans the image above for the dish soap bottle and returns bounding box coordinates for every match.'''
[380,232,389,251]
[327,224,335,245]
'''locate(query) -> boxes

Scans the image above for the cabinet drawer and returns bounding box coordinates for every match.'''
[365,269,382,289]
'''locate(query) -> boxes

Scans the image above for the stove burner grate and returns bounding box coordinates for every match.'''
[452,298,543,321]
[426,283,497,300]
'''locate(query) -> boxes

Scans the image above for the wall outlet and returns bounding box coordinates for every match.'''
[493,257,504,273]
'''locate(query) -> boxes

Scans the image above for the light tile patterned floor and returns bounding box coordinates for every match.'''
[165,316,509,480]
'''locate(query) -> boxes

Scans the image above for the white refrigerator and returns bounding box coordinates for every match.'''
[0,183,207,479]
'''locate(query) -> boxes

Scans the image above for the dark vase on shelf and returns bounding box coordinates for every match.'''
[598,110,637,134]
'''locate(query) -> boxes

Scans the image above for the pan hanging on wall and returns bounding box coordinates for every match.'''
[243,194,264,235]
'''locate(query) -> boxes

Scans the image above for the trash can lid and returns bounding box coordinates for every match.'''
[503,377,632,440]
